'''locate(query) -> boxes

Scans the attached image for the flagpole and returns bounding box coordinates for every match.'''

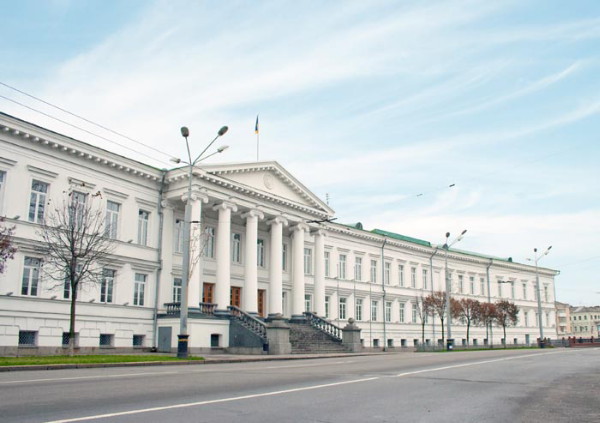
[255,114,260,161]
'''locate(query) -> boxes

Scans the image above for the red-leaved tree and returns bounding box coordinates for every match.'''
[0,216,16,273]
[453,298,482,346]
[495,300,519,347]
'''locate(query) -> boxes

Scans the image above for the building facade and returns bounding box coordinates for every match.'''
[0,112,559,354]
[555,301,572,337]
[569,306,600,338]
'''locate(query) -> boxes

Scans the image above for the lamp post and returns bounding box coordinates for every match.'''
[529,246,552,347]
[175,125,228,358]
[443,229,467,350]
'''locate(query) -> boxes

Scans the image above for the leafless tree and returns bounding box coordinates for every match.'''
[0,216,16,274]
[414,295,432,346]
[453,298,482,346]
[424,291,447,345]
[495,300,519,348]
[37,192,115,355]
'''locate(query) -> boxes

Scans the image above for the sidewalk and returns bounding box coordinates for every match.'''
[0,351,389,372]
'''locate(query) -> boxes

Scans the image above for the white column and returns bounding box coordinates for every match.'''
[291,223,309,318]
[187,192,208,309]
[213,201,238,311]
[242,209,264,314]
[159,201,175,307]
[313,229,326,317]
[268,216,288,316]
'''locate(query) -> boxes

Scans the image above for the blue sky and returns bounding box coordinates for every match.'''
[1,0,599,305]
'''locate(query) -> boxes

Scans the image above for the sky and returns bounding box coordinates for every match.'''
[1,0,599,306]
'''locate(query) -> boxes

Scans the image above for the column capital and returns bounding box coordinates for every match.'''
[241,209,265,220]
[161,199,176,209]
[181,190,209,204]
[311,229,328,237]
[291,222,310,233]
[213,201,238,213]
[267,216,289,227]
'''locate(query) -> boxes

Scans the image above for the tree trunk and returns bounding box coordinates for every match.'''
[440,317,445,346]
[466,321,470,347]
[503,325,507,348]
[69,282,77,357]
[421,322,425,346]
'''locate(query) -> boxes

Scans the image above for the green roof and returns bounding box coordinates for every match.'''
[371,229,431,247]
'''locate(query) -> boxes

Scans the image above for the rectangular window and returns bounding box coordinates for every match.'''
[371,300,378,321]
[544,285,549,302]
[70,191,87,227]
[101,269,115,303]
[511,282,515,299]
[399,265,404,287]
[137,210,149,245]
[0,171,5,212]
[133,273,146,306]
[355,298,363,321]
[339,254,347,279]
[423,269,428,290]
[411,267,417,288]
[385,301,392,322]
[29,180,48,223]
[384,262,391,285]
[354,257,362,281]
[19,330,37,346]
[231,233,242,263]
[470,276,475,295]
[325,295,330,318]
[22,257,41,296]
[480,278,486,297]
[257,239,265,267]
[63,264,82,300]
[133,334,145,347]
[172,277,182,303]
[370,260,377,283]
[524,311,529,327]
[205,226,215,258]
[399,302,405,323]
[534,284,538,301]
[339,297,347,320]
[282,243,288,271]
[304,294,312,312]
[324,251,330,277]
[99,334,114,347]
[105,201,120,239]
[62,332,79,347]
[174,219,184,253]
[458,275,464,293]
[498,281,503,298]
[304,248,313,275]
[412,304,417,323]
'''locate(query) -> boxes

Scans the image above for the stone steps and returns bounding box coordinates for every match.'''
[288,322,349,354]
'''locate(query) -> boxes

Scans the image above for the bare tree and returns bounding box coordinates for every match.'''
[453,298,482,346]
[0,216,16,273]
[494,300,519,348]
[424,291,447,345]
[37,192,115,355]
[414,295,432,346]
[479,302,498,346]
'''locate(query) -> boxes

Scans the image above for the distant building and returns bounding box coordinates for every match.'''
[555,301,572,337]
[0,112,560,354]
[570,306,600,338]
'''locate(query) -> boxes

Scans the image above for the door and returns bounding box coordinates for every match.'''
[203,283,215,304]
[258,289,266,317]
[230,286,241,308]
[157,327,172,353]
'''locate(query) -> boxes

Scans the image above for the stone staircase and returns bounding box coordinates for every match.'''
[288,322,350,354]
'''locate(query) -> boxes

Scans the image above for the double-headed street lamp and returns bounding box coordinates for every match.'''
[173,125,229,358]
[528,246,552,346]
[443,229,467,350]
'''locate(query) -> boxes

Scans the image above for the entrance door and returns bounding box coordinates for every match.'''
[230,286,242,308]
[258,289,266,317]
[203,283,215,304]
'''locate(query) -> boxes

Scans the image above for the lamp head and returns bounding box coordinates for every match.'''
[445,232,450,239]
[217,145,229,153]
[170,157,182,164]
[218,126,228,136]
[180,126,190,138]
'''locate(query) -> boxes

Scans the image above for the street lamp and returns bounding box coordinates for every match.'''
[443,229,467,350]
[176,125,228,358]
[528,246,552,347]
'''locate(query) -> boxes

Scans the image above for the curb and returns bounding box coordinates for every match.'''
[0,352,386,372]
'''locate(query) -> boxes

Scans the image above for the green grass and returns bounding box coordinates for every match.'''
[0,355,204,366]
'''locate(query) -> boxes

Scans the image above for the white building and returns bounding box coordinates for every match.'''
[0,112,559,354]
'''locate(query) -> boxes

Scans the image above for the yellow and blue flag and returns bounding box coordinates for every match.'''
[255,115,259,134]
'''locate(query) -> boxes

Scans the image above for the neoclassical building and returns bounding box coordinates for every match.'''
[0,112,559,354]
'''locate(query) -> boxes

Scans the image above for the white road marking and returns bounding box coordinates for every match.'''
[43,350,568,423]
[0,370,180,385]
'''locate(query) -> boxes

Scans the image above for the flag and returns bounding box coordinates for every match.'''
[255,115,259,134]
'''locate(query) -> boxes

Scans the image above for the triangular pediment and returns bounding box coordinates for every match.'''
[201,161,334,215]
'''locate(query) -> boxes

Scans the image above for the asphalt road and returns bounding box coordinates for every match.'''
[0,348,598,423]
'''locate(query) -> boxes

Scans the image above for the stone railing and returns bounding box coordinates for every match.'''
[228,305,268,342]
[303,312,342,341]
[164,302,217,316]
